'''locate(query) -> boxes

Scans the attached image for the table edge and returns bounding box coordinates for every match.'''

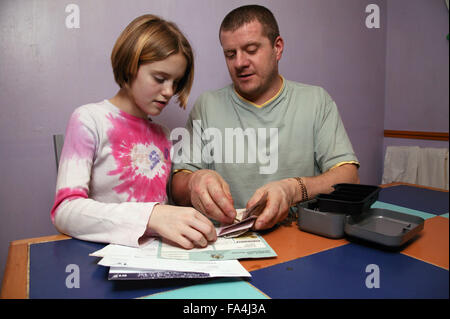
[1,183,447,298]
[1,234,71,299]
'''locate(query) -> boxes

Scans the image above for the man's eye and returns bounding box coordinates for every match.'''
[225,52,235,58]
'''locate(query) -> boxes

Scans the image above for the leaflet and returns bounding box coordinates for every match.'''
[91,231,276,264]
[158,232,276,261]
[97,255,251,278]
[107,267,211,280]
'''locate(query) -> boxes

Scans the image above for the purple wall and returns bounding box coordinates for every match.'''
[1,0,445,284]
[382,0,449,167]
[385,0,449,133]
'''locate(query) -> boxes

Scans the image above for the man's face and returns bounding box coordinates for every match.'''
[220,20,283,104]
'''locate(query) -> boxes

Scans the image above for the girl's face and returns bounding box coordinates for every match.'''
[128,52,187,118]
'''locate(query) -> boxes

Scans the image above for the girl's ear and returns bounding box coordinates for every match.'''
[122,78,132,90]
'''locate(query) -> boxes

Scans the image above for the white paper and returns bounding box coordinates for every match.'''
[91,239,251,278]
[90,239,159,258]
[97,256,250,277]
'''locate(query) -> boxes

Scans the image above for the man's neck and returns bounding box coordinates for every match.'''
[236,75,284,107]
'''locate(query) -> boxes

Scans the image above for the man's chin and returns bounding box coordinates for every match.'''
[234,84,259,100]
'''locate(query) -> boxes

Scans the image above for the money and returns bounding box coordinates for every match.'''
[217,193,268,238]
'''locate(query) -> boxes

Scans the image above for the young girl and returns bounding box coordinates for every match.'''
[51,14,216,249]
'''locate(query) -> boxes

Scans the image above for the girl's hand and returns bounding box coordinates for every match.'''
[147,205,217,249]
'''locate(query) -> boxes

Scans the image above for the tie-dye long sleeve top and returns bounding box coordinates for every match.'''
[51,100,172,247]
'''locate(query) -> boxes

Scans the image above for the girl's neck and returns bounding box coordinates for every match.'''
[109,88,147,119]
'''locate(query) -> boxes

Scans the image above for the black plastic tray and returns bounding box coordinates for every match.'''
[316,184,381,215]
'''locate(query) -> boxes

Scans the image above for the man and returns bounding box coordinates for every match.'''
[170,5,359,230]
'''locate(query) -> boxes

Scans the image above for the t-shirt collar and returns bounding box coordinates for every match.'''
[234,75,285,108]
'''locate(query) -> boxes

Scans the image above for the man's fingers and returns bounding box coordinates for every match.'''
[208,184,236,222]
[222,182,234,204]
[193,190,229,223]
[190,170,235,224]
[191,195,207,215]
[254,197,280,230]
[246,188,266,210]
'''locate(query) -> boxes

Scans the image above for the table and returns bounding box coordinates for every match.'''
[1,183,448,299]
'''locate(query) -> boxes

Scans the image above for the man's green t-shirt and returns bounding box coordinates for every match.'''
[171,78,359,208]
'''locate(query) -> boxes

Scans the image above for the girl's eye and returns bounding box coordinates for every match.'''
[154,76,165,83]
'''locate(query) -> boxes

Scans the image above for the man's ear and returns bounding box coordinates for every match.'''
[273,36,284,61]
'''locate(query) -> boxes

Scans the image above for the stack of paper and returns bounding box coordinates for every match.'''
[90,231,276,280]
[90,197,276,280]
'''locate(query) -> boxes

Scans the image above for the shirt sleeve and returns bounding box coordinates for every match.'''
[50,107,157,247]
[168,95,214,204]
[171,96,209,173]
[313,88,360,173]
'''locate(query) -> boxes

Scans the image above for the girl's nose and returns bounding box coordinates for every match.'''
[161,82,174,98]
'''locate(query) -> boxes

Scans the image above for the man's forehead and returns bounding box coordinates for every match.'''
[220,21,266,48]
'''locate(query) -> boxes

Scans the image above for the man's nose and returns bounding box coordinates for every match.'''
[234,51,250,70]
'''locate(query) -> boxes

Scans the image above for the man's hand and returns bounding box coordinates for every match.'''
[187,169,237,224]
[247,178,299,230]
[247,163,360,230]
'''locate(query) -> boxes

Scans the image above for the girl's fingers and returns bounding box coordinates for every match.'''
[181,226,209,248]
[192,212,217,242]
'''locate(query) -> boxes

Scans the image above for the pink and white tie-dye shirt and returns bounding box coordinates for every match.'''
[51,100,172,247]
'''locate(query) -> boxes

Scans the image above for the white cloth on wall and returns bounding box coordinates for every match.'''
[382,146,420,184]
[417,147,449,190]
[382,145,449,190]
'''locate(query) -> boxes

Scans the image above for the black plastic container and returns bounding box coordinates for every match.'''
[297,184,425,248]
[316,184,381,215]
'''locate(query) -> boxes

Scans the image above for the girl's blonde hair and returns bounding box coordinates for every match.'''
[111,14,194,108]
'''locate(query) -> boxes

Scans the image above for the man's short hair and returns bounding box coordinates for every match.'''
[219,5,280,45]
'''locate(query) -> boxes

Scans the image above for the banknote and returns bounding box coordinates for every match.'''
[217,193,268,238]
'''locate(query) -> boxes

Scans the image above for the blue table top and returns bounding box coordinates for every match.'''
[28,185,449,299]
[378,185,448,215]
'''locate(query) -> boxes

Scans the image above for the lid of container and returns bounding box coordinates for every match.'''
[344,208,425,247]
